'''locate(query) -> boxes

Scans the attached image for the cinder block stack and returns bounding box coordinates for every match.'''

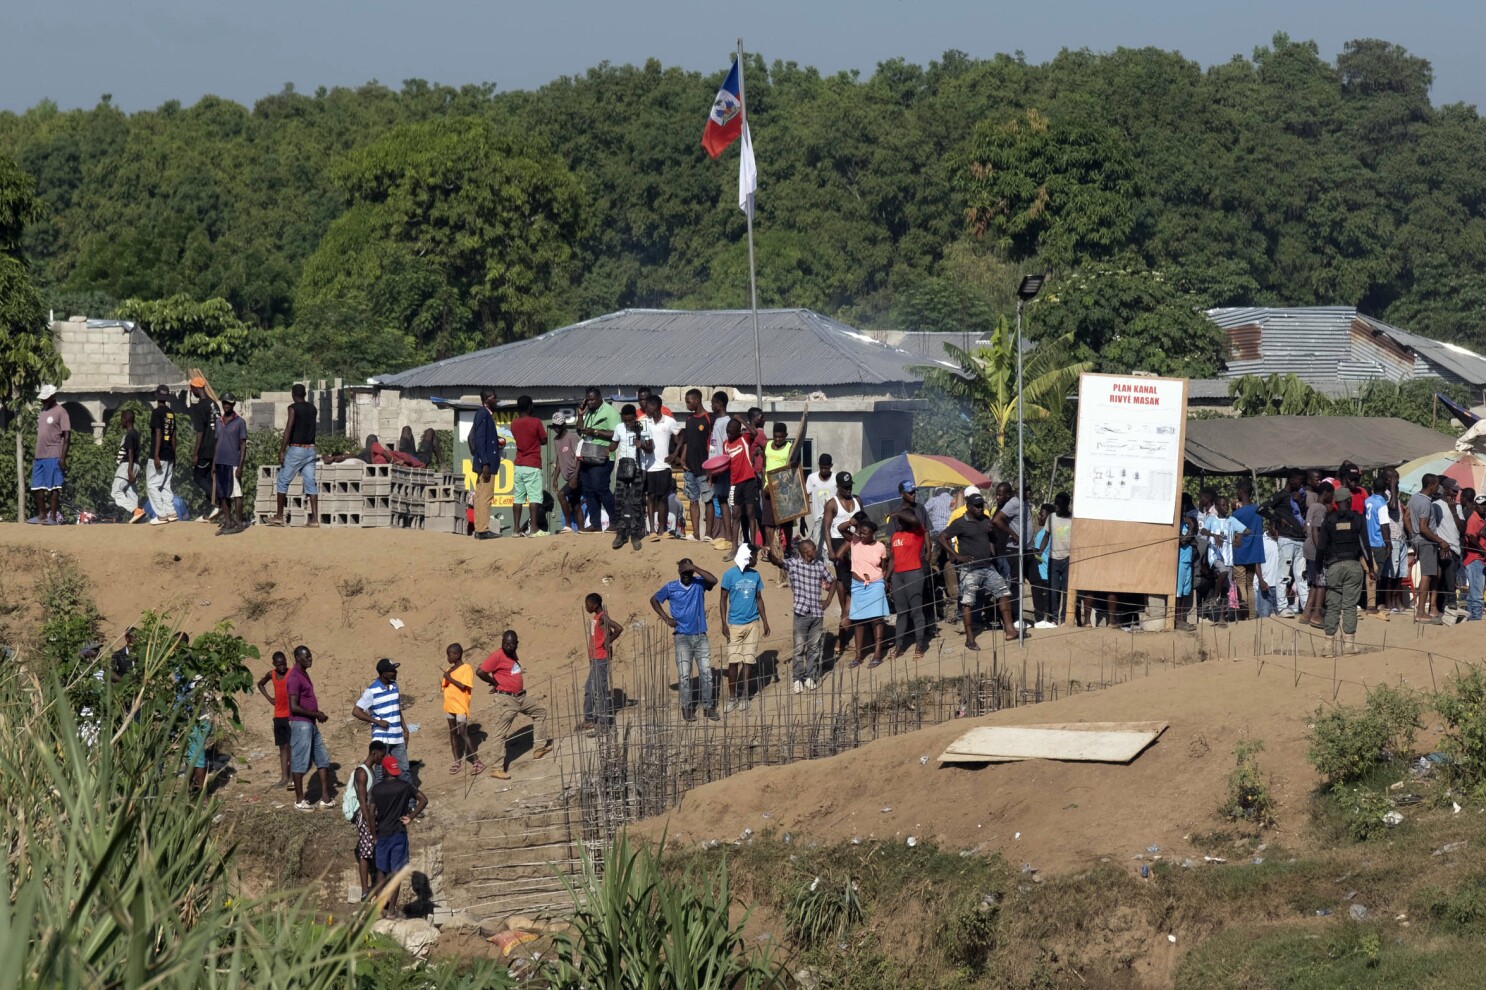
[423,474,463,532]
[388,465,431,529]
[252,461,475,534]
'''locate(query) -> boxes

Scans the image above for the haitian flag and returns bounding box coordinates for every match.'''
[702,59,744,158]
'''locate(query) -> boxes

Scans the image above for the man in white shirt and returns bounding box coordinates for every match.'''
[804,453,836,545]
[1255,519,1281,618]
[1202,494,1248,625]
[642,395,682,541]
[610,404,654,551]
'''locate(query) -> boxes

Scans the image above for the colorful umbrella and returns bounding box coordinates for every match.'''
[853,453,991,508]
[1396,450,1486,495]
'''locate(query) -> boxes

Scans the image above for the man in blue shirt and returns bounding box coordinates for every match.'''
[651,559,720,722]
[468,389,504,540]
[1230,481,1266,621]
[1363,477,1393,613]
[718,545,770,713]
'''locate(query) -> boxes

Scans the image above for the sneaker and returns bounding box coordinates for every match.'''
[791,680,803,695]
[682,707,698,722]
[130,508,146,524]
[737,698,750,711]
[24,516,41,524]
[723,700,738,714]
[488,768,511,780]
[683,534,699,541]
[805,678,817,691]
[206,506,221,521]
[704,708,720,721]
[531,530,549,538]
[701,535,714,543]
[148,517,171,526]
[318,798,336,809]
[1034,620,1058,630]
[294,800,315,811]
[41,515,59,526]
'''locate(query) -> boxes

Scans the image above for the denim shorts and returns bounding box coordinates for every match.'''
[289,720,330,773]
[958,566,1010,605]
[683,471,706,502]
[277,445,319,495]
[185,718,212,770]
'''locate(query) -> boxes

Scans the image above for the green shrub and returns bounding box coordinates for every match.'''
[787,874,865,947]
[1308,685,1422,789]
[1224,739,1275,826]
[1424,873,1486,934]
[549,835,783,990]
[940,896,1000,974]
[1433,670,1486,792]
[1336,786,1395,843]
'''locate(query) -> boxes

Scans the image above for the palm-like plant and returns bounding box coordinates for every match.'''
[914,315,1092,456]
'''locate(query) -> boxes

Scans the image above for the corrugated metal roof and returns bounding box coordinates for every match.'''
[375,309,947,390]
[1206,306,1486,389]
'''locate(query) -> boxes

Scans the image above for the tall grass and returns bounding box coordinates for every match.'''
[0,628,384,988]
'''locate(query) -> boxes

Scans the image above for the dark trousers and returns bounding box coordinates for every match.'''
[580,461,617,531]
[1031,572,1051,622]
[892,570,930,653]
[583,660,612,726]
[1048,557,1069,622]
[614,473,645,539]
[192,460,215,503]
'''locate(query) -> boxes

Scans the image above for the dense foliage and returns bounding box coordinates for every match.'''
[2,33,1485,389]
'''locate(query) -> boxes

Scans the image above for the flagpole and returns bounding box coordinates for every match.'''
[738,37,764,409]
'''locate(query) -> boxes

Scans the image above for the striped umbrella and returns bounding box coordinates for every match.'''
[1396,449,1486,495]
[853,453,992,509]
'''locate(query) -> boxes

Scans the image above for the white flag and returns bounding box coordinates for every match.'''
[738,122,757,217]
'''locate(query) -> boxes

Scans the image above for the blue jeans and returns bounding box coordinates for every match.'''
[1465,559,1484,621]
[277,445,319,495]
[1254,585,1279,618]
[580,461,616,531]
[583,660,613,726]
[674,633,714,713]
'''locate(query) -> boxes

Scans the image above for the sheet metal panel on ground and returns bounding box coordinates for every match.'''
[1067,374,1187,621]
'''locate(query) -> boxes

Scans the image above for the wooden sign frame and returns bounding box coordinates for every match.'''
[1066,374,1188,625]
[765,466,810,524]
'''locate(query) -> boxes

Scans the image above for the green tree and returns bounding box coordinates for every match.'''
[293,118,585,371]
[914,315,1091,470]
[115,294,255,362]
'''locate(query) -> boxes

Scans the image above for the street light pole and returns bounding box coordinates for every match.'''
[1014,274,1047,646]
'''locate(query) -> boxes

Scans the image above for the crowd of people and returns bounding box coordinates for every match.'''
[1177,464,1486,643]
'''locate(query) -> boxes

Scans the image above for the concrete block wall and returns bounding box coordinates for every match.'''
[52,318,184,390]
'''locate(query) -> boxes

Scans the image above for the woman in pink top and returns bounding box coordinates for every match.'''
[835,516,893,668]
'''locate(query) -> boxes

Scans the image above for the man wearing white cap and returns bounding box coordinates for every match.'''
[28,385,70,525]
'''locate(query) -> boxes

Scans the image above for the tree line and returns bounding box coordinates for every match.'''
[2,32,1484,394]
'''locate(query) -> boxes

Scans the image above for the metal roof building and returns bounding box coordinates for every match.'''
[375,308,944,394]
[1206,306,1486,391]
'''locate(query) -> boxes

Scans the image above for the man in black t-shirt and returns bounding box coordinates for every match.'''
[368,757,427,916]
[147,385,178,525]
[939,493,1020,650]
[188,377,220,518]
[675,388,715,542]
[111,409,145,523]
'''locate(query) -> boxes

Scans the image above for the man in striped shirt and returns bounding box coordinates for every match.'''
[354,658,408,781]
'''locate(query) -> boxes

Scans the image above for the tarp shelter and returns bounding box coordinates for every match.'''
[1183,416,1455,476]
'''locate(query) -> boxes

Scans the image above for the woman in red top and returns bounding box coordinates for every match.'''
[582,593,624,735]
[889,510,931,659]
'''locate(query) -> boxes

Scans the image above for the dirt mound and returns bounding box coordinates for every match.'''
[640,640,1460,875]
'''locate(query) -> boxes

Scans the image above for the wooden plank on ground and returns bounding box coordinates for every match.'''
[938,721,1167,765]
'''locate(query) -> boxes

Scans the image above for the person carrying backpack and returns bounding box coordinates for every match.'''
[343,741,387,901]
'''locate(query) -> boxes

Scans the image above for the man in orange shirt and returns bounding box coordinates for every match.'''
[476,630,554,779]
[441,643,483,776]
[255,650,292,788]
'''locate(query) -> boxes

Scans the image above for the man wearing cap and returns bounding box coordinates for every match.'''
[476,629,554,779]
[886,479,936,634]
[354,658,408,781]
[652,558,721,719]
[269,383,319,528]
[550,409,582,533]
[819,470,862,650]
[28,385,70,525]
[368,753,428,917]
[147,385,179,525]
[188,377,220,519]
[940,491,1020,649]
[213,393,249,534]
[1316,485,1375,650]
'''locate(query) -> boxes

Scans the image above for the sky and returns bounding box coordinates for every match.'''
[5,0,1485,113]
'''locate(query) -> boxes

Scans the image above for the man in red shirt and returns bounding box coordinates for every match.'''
[509,395,549,537]
[723,417,759,549]
[476,629,553,779]
[255,650,293,788]
[889,510,931,658]
[1463,492,1486,622]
